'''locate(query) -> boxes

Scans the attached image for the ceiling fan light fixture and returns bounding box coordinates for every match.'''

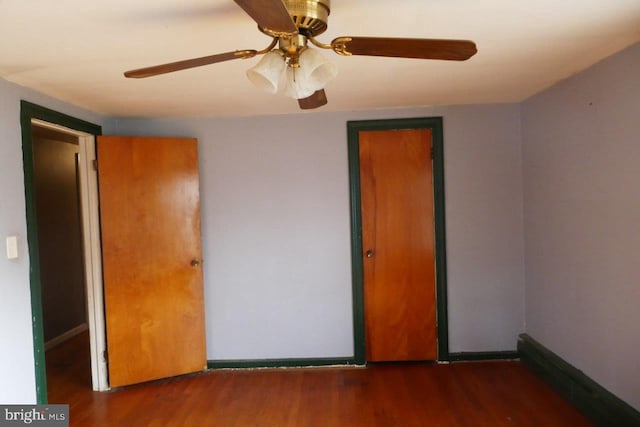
[280,48,336,99]
[246,51,286,94]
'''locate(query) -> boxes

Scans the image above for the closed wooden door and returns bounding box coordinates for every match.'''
[97,136,206,387]
[359,129,437,362]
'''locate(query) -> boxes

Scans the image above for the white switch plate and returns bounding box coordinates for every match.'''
[6,236,18,260]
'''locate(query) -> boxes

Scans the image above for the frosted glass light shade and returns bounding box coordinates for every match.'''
[299,48,338,90]
[246,51,286,94]
[281,66,318,99]
[281,49,337,99]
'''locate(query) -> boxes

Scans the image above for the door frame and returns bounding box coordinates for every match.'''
[20,101,108,403]
[347,116,450,364]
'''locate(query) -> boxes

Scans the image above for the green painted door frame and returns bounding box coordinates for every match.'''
[347,116,450,364]
[20,101,102,404]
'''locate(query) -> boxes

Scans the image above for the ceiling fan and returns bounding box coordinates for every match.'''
[124,0,477,110]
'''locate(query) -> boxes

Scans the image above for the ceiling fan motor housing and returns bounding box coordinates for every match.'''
[283,0,330,36]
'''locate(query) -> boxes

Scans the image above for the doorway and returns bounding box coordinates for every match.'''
[21,101,107,403]
[32,125,86,352]
[347,117,450,364]
[22,102,208,401]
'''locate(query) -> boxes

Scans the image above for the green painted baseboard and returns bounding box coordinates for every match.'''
[518,334,640,427]
[207,357,359,370]
[207,349,521,370]
[208,350,521,369]
[447,351,519,362]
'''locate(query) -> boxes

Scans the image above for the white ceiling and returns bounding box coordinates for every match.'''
[1,0,639,118]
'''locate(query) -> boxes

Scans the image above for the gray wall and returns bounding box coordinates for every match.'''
[0,78,109,403]
[110,103,526,360]
[522,42,640,410]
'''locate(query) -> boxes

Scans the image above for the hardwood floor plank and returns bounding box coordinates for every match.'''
[46,333,593,426]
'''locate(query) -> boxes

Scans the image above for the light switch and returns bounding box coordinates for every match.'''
[6,236,18,260]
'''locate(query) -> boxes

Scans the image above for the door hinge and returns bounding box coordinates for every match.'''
[103,349,108,363]
[431,147,434,159]
[92,159,98,171]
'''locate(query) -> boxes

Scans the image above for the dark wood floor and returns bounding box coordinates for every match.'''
[46,333,593,426]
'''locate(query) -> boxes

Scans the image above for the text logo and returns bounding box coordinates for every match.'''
[0,405,68,426]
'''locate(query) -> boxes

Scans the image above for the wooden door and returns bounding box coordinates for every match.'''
[97,136,206,387]
[359,129,437,362]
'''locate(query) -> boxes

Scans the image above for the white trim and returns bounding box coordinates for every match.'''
[31,119,81,137]
[44,323,88,351]
[32,119,109,391]
[77,133,109,391]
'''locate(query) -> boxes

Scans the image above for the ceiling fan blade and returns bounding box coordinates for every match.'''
[298,89,328,110]
[124,50,257,78]
[332,37,477,61]
[233,0,297,34]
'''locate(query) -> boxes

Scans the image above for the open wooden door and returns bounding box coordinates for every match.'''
[359,128,437,362]
[97,136,206,387]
